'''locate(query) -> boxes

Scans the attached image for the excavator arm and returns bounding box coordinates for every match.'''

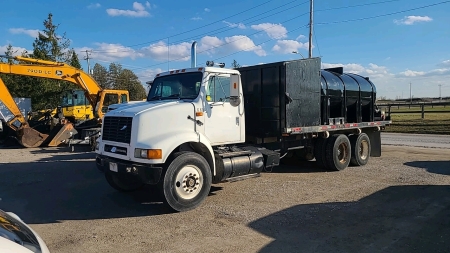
[0,78,49,147]
[0,56,129,119]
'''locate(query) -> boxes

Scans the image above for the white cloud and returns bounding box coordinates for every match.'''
[138,68,163,87]
[9,28,40,38]
[0,45,29,57]
[146,1,151,8]
[223,21,246,29]
[87,3,101,9]
[251,23,287,39]
[397,68,450,77]
[77,43,144,62]
[191,17,202,21]
[272,40,309,54]
[439,60,450,67]
[224,35,266,56]
[106,2,150,17]
[397,69,425,77]
[394,15,432,25]
[204,8,210,12]
[296,34,306,41]
[141,41,191,61]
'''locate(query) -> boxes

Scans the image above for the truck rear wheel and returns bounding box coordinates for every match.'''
[349,133,371,166]
[105,172,144,192]
[325,134,351,171]
[159,152,212,212]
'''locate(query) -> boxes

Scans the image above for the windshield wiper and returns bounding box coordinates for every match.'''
[148,95,162,101]
[166,94,180,99]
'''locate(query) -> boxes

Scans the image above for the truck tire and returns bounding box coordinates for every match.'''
[325,134,351,171]
[105,172,144,192]
[159,152,212,212]
[314,138,328,168]
[349,133,371,166]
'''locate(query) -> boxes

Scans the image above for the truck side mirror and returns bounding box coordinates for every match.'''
[229,74,241,107]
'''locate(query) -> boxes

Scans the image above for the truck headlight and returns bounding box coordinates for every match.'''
[134,148,162,159]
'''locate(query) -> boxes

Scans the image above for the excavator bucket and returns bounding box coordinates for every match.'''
[18,126,49,148]
[46,123,78,147]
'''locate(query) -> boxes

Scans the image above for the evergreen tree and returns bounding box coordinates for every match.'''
[92,63,109,89]
[115,69,147,101]
[32,13,70,62]
[68,49,82,69]
[231,59,241,69]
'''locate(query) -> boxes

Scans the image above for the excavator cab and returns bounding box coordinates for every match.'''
[61,90,93,123]
[94,90,129,117]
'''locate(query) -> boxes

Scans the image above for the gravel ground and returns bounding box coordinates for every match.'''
[0,144,449,253]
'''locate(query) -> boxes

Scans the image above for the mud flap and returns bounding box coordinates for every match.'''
[18,126,49,148]
[366,130,381,157]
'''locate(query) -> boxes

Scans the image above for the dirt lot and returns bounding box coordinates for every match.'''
[0,145,449,253]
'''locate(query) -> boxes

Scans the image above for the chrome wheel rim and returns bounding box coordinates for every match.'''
[174,165,203,200]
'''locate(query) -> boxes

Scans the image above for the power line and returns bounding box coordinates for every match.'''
[91,0,274,52]
[88,0,308,54]
[85,0,446,73]
[131,14,311,71]
[316,0,450,25]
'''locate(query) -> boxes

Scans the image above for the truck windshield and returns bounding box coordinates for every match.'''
[147,72,203,101]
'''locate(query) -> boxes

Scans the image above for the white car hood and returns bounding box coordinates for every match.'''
[105,100,180,117]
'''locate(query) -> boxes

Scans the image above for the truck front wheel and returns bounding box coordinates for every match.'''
[159,152,212,212]
[105,172,144,192]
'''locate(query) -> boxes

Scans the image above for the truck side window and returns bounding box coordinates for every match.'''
[207,75,231,102]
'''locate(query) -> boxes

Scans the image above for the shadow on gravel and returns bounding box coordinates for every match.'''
[249,185,450,253]
[0,158,172,224]
[404,161,450,176]
[273,158,328,173]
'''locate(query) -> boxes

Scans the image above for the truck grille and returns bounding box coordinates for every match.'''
[102,116,133,144]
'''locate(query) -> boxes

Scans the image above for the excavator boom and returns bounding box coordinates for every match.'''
[0,56,129,119]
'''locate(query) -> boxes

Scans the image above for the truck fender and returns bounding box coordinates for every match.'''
[148,131,216,176]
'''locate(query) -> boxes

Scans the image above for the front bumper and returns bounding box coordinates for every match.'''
[96,155,163,185]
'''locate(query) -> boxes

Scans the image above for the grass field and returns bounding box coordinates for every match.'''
[384,111,450,135]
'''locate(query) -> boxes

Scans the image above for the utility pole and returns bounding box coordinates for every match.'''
[438,84,442,101]
[409,82,412,103]
[309,0,314,58]
[83,50,92,74]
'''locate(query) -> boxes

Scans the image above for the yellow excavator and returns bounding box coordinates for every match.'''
[0,56,129,148]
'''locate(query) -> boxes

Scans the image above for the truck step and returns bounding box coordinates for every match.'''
[225,173,261,182]
[217,150,253,158]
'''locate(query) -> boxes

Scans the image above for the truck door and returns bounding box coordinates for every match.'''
[203,74,243,145]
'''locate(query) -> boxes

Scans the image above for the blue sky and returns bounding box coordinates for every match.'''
[1,0,450,99]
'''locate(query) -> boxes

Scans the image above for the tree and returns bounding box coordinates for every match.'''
[32,13,71,62]
[115,69,147,101]
[231,59,241,69]
[68,49,82,69]
[92,63,109,89]
[92,62,147,100]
